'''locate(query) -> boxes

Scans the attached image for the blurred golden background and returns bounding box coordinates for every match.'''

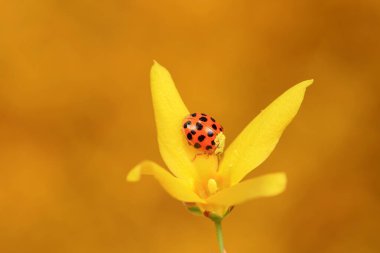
[1,0,379,252]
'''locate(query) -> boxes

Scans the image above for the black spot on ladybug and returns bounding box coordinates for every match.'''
[198,135,205,142]
[210,117,216,122]
[199,117,208,122]
[196,122,203,130]
[206,145,212,150]
[187,133,192,140]
[201,113,206,116]
[191,113,197,117]
[194,143,201,149]
[211,140,215,145]
[191,130,196,135]
[219,127,223,131]
[207,131,214,137]
[212,124,217,130]
[183,121,191,129]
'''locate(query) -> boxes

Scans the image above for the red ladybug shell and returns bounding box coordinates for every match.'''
[182,112,224,154]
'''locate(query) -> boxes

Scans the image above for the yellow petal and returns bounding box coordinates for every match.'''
[206,173,286,206]
[127,160,205,203]
[151,61,217,180]
[219,80,313,185]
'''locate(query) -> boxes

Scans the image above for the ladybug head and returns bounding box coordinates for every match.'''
[214,132,226,155]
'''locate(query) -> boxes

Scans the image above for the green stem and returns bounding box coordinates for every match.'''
[214,220,225,253]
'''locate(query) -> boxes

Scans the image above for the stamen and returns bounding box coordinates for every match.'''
[207,178,218,195]
[214,132,226,155]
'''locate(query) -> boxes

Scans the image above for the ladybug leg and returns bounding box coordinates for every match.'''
[192,153,204,161]
[191,152,213,161]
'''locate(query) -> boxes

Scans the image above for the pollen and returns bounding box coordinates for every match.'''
[214,132,226,155]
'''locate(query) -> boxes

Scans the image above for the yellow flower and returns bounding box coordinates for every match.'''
[127,61,312,218]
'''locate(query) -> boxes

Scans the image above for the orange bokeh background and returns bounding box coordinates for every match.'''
[1,1,379,252]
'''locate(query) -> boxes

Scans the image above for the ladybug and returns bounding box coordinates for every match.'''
[182,112,225,156]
